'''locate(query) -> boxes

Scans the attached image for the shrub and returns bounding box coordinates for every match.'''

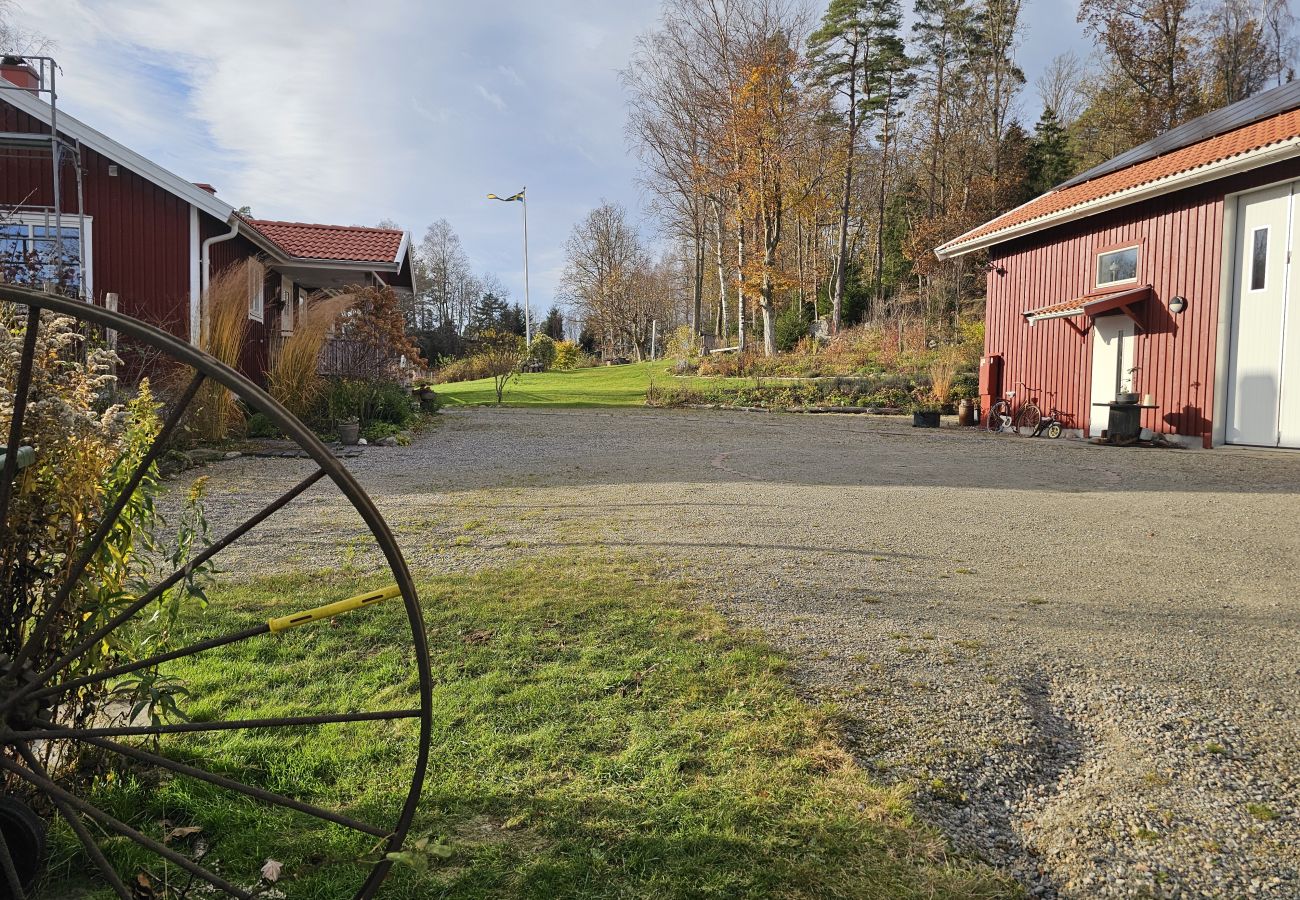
[928,349,960,405]
[362,421,402,443]
[775,304,812,353]
[269,293,354,420]
[320,378,416,429]
[553,340,590,370]
[645,378,704,408]
[0,309,214,752]
[528,334,558,370]
[434,354,494,384]
[245,410,281,438]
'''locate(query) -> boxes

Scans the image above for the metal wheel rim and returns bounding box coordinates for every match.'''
[0,285,433,900]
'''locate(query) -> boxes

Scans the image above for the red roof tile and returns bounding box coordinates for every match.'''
[245,219,405,264]
[939,108,1300,255]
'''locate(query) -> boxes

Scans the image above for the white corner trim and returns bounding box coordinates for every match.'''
[1,90,235,222]
[189,205,201,344]
[936,137,1300,259]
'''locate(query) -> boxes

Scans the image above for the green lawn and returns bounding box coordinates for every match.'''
[434,361,706,408]
[44,558,1015,899]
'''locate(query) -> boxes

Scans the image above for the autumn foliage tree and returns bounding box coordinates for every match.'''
[331,283,425,381]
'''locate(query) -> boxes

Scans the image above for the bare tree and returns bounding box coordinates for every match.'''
[561,201,667,360]
[1262,0,1298,88]
[0,1,52,55]
[1036,51,1088,126]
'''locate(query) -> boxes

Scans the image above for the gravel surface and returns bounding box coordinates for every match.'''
[174,407,1300,897]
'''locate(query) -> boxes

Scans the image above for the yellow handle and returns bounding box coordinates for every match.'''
[268,585,402,633]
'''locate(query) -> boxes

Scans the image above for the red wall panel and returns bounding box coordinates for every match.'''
[0,102,192,339]
[985,157,1300,447]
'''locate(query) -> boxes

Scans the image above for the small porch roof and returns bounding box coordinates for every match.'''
[1022,285,1153,330]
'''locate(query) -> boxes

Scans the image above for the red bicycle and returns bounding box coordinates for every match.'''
[984,382,1049,436]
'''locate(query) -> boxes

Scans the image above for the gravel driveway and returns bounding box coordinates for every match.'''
[186,407,1300,898]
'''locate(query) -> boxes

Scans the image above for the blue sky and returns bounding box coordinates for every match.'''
[20,0,1089,313]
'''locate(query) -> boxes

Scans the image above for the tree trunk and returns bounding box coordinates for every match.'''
[735,189,746,352]
[714,198,728,343]
[692,208,704,343]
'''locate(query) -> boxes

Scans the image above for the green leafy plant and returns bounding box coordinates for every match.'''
[0,310,214,763]
[528,333,558,370]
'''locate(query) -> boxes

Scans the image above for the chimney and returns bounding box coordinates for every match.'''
[193,182,218,195]
[0,57,40,93]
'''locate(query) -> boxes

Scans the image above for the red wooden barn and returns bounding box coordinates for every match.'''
[937,79,1300,450]
[0,59,414,383]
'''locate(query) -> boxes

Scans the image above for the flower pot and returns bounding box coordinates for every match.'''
[912,410,941,428]
[337,421,360,445]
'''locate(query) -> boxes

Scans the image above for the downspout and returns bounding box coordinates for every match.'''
[199,219,239,343]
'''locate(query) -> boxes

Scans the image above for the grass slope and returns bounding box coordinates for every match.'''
[435,362,688,408]
[43,559,1015,899]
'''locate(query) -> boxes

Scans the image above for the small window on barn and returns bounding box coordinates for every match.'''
[1096,245,1139,288]
[1250,227,1268,291]
[247,259,265,321]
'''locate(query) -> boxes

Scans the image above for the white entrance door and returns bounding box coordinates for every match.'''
[1227,181,1299,447]
[1089,314,1136,437]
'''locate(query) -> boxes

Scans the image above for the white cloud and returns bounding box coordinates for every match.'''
[475,84,507,111]
[497,65,524,87]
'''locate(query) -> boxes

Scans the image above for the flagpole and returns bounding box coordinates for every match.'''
[521,189,531,346]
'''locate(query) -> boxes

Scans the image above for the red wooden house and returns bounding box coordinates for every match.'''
[937,79,1300,449]
[0,59,414,383]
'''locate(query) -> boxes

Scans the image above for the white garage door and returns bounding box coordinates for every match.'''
[1227,181,1300,448]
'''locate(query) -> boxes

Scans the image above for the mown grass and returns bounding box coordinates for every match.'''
[42,558,1015,899]
[435,362,728,408]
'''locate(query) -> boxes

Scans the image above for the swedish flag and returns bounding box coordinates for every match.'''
[488,189,526,202]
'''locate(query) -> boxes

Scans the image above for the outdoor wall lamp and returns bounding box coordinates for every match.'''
[1168,295,1187,314]
[983,261,1006,275]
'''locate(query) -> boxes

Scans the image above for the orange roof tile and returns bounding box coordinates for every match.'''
[939,108,1300,255]
[245,219,405,264]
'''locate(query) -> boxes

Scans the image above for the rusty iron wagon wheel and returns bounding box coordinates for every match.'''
[0,285,433,899]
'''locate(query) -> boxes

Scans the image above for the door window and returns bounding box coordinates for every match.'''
[1250,227,1268,291]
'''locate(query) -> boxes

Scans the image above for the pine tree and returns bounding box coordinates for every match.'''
[808,0,910,327]
[471,291,508,334]
[542,307,565,341]
[1024,106,1075,197]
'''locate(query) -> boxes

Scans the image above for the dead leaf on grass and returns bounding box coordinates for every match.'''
[261,858,284,882]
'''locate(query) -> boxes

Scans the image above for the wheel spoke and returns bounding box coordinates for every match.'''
[13,743,133,900]
[15,467,328,704]
[3,708,422,741]
[8,370,206,676]
[0,306,41,538]
[0,754,252,899]
[77,735,389,838]
[27,623,270,704]
[0,823,26,900]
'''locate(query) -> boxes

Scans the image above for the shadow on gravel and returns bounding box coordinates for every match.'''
[920,673,1083,898]
[423,409,1300,496]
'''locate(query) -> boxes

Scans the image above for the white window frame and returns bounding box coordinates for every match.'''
[1095,244,1140,289]
[247,258,265,322]
[0,211,94,298]
[280,275,295,334]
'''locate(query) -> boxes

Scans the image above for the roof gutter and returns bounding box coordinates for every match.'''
[935,137,1300,259]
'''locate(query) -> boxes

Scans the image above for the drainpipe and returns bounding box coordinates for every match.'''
[199,219,239,343]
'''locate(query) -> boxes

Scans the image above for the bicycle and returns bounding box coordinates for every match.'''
[1029,394,1069,439]
[983,382,1045,436]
